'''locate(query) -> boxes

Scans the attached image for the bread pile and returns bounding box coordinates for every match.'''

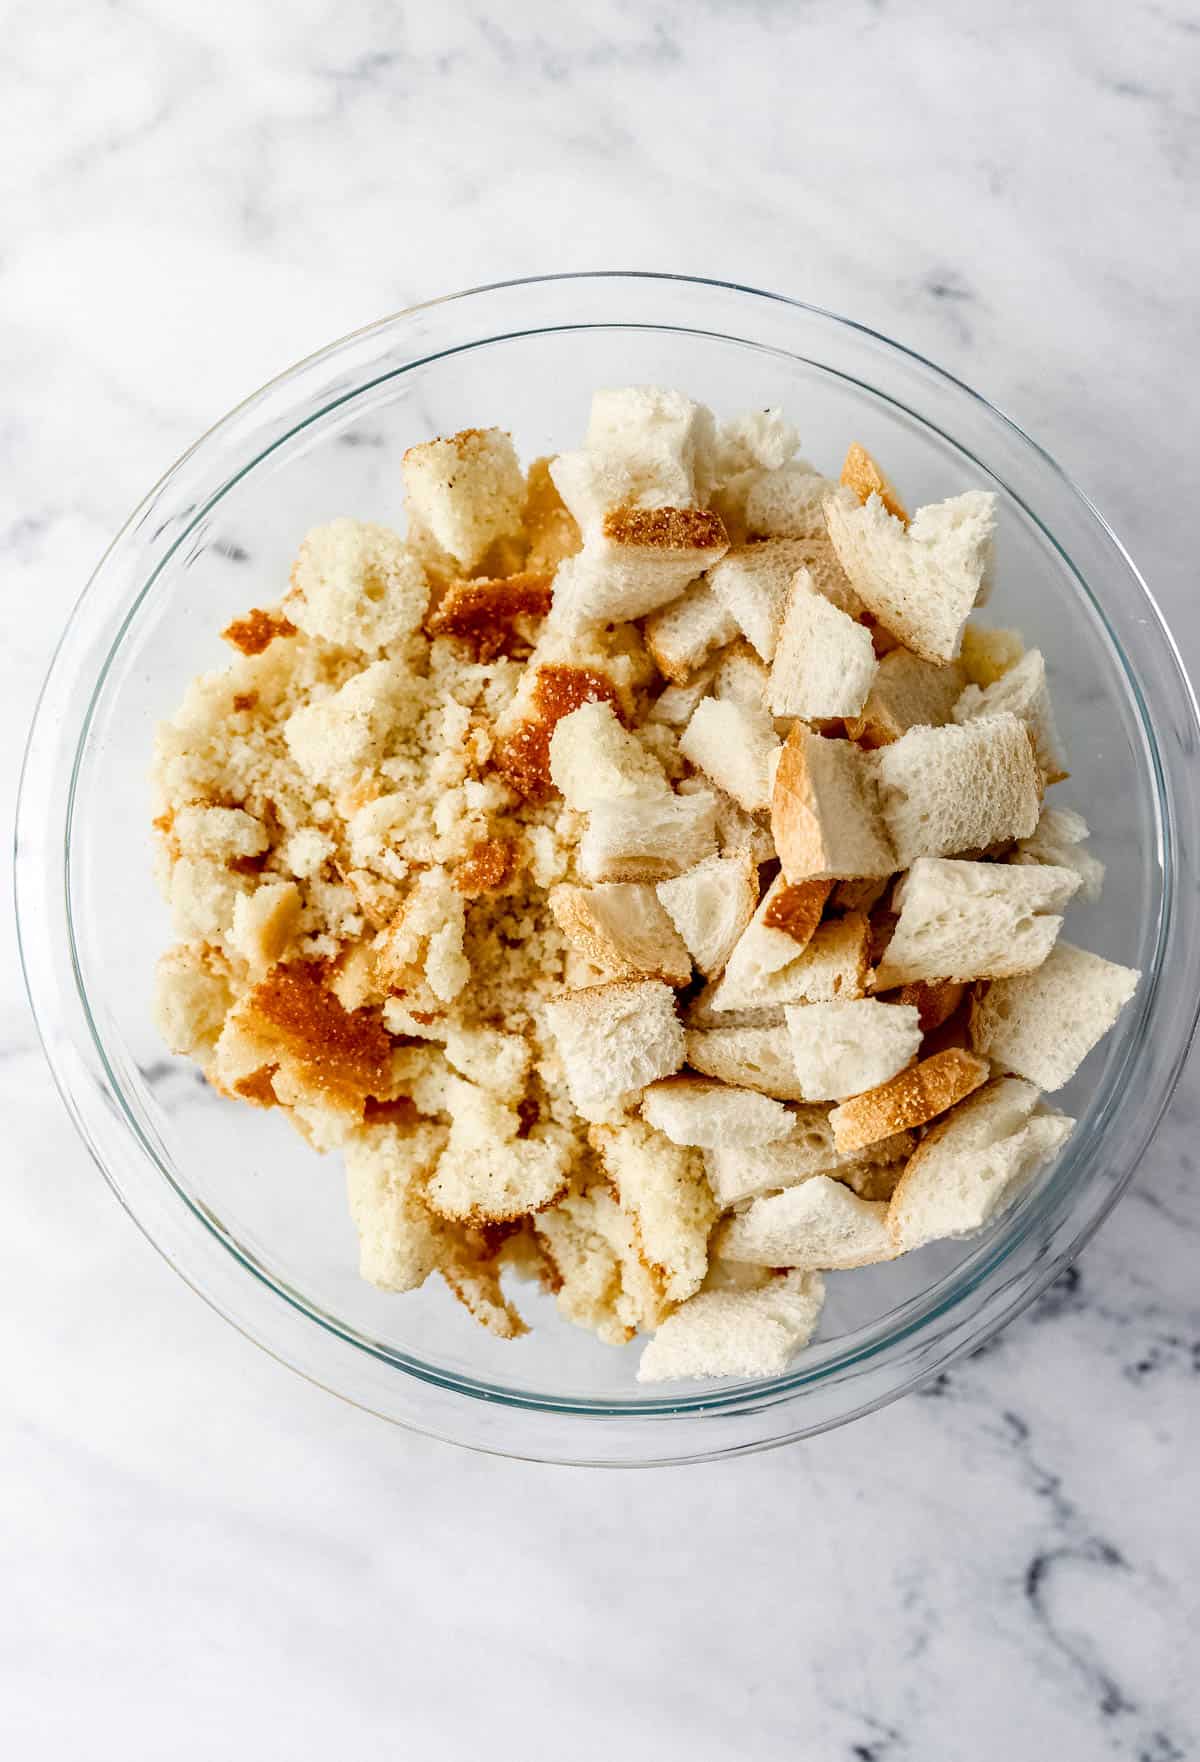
[152,388,1138,1382]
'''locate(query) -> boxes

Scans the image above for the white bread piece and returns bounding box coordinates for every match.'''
[744,464,839,540]
[717,1176,895,1270]
[713,408,801,478]
[846,649,967,748]
[585,385,716,507]
[954,648,1068,784]
[716,874,831,1002]
[643,580,739,684]
[874,857,1081,989]
[824,485,996,662]
[637,1269,824,1382]
[590,1115,717,1303]
[227,880,303,977]
[402,428,526,571]
[641,1075,795,1147]
[830,1047,989,1153]
[768,569,878,719]
[704,1112,914,1207]
[656,851,759,978]
[771,725,895,881]
[685,1025,807,1100]
[680,696,781,814]
[549,883,692,986]
[549,450,642,528]
[548,700,668,811]
[961,623,1025,687]
[344,1120,449,1292]
[543,979,685,1120]
[551,507,728,629]
[705,784,777,865]
[888,1078,1074,1251]
[580,788,719,883]
[784,1000,922,1101]
[1012,804,1104,904]
[713,640,771,712]
[705,913,871,1014]
[647,664,718,727]
[685,983,785,1032]
[874,714,1042,868]
[425,1083,573,1223]
[969,941,1140,1092]
[706,539,821,661]
[286,519,429,653]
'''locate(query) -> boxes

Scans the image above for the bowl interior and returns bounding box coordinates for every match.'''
[66,318,1162,1412]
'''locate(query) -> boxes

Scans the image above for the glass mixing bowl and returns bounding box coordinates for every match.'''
[17,273,1200,1465]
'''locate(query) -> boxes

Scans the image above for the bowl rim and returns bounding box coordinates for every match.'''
[17,270,1200,1463]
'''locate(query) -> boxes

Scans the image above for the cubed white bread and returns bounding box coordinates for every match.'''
[768,570,879,720]
[717,1176,895,1271]
[784,1000,922,1101]
[873,714,1042,868]
[227,880,303,977]
[590,1115,717,1304]
[585,385,717,507]
[536,1182,663,1342]
[685,1025,807,1100]
[549,883,693,986]
[401,428,526,572]
[716,874,831,1003]
[830,1047,990,1153]
[706,539,822,661]
[1012,805,1105,903]
[637,1269,825,1382]
[286,519,429,653]
[705,784,777,864]
[543,979,685,1120]
[824,485,996,663]
[344,1120,450,1291]
[643,580,739,684]
[846,650,967,748]
[551,507,729,629]
[713,641,771,711]
[873,857,1081,989]
[647,665,718,727]
[744,464,839,540]
[961,623,1025,687]
[713,408,802,478]
[705,913,871,1014]
[888,1078,1075,1251]
[679,696,781,814]
[954,649,1068,785]
[580,788,719,883]
[704,1111,914,1207]
[548,700,668,810]
[549,449,641,528]
[771,725,895,881]
[969,941,1140,1092]
[425,1083,574,1222]
[685,983,785,1032]
[656,851,759,978]
[832,875,892,914]
[641,1076,794,1147]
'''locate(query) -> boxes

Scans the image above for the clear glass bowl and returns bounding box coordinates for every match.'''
[17,273,1200,1465]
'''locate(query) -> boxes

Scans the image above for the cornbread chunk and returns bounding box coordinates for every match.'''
[425,1083,573,1224]
[590,1116,717,1304]
[285,519,429,653]
[344,1118,450,1291]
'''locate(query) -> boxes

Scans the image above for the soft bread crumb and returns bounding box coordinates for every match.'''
[641,1076,794,1147]
[784,999,922,1101]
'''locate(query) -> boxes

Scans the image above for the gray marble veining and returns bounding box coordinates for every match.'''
[3,2,1198,1756]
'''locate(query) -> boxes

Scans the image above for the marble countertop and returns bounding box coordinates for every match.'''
[4,3,1198,1756]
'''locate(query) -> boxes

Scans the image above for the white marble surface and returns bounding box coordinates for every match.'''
[4,2,1200,1755]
